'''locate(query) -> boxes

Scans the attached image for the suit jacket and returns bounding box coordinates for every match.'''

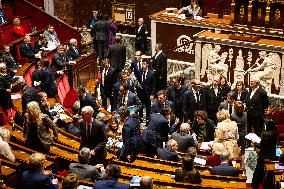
[52,52,67,71]
[219,84,231,102]
[20,43,35,59]
[93,179,129,189]
[142,113,170,148]
[167,85,187,118]
[118,91,142,111]
[138,69,155,96]
[219,100,234,114]
[79,119,107,162]
[130,58,142,81]
[246,86,269,119]
[69,163,101,181]
[94,20,109,41]
[174,168,202,184]
[183,87,206,122]
[210,163,238,177]
[170,132,197,153]
[21,170,58,189]
[191,119,215,142]
[31,68,43,86]
[135,24,148,43]
[233,90,248,102]
[23,113,58,150]
[22,86,40,112]
[152,51,167,79]
[1,53,19,75]
[151,100,174,114]
[157,148,179,162]
[122,116,145,156]
[68,46,80,60]
[100,67,115,97]
[79,93,99,115]
[108,43,126,73]
[40,67,57,97]
[205,85,222,115]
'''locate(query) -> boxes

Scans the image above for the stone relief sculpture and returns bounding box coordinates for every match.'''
[207,45,228,82]
[247,51,281,93]
[174,35,194,54]
[201,44,213,78]
[235,49,244,71]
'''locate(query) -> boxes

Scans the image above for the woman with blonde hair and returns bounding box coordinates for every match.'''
[23,101,58,153]
[0,127,15,162]
[214,109,239,159]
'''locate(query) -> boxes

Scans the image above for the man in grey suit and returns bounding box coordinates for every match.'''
[170,123,198,153]
[69,147,103,181]
[219,91,235,115]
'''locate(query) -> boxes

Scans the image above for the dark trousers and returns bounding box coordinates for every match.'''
[100,86,113,111]
[247,115,264,137]
[138,90,151,120]
[98,40,108,67]
[135,39,147,54]
[155,76,167,93]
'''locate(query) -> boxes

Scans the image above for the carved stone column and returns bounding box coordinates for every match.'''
[195,42,202,79]
[151,20,156,57]
[279,54,284,95]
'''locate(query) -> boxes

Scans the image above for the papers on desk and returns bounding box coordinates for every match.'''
[200,141,214,150]
[59,114,70,120]
[245,133,261,143]
[177,14,186,19]
[11,94,22,100]
[194,157,206,165]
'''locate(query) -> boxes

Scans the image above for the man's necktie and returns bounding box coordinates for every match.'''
[142,71,146,82]
[138,61,141,70]
[196,91,200,103]
[229,104,233,115]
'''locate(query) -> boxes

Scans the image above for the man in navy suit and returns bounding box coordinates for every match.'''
[246,76,269,136]
[21,153,58,189]
[118,83,142,113]
[20,36,36,60]
[130,51,143,82]
[93,164,129,189]
[68,38,80,60]
[152,43,167,92]
[79,106,107,165]
[1,45,19,77]
[137,60,155,120]
[151,90,174,114]
[100,58,115,110]
[135,18,148,54]
[183,79,206,122]
[39,58,57,97]
[119,107,144,161]
[157,139,179,162]
[78,87,99,116]
[210,151,238,177]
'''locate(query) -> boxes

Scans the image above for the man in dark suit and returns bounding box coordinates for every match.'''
[108,36,126,76]
[94,15,109,66]
[204,75,222,124]
[246,76,269,136]
[130,51,143,82]
[135,18,148,54]
[119,107,144,161]
[69,147,102,181]
[79,106,107,165]
[183,79,206,122]
[68,38,80,60]
[52,45,68,71]
[170,123,198,153]
[210,151,238,177]
[21,83,40,113]
[151,90,174,114]
[219,91,235,115]
[31,62,43,87]
[100,58,115,110]
[167,76,187,121]
[21,153,58,189]
[152,43,167,92]
[19,37,36,60]
[93,164,129,189]
[157,139,179,162]
[0,63,12,115]
[118,83,142,113]
[1,45,19,77]
[137,60,155,119]
[142,107,171,157]
[39,58,57,97]
[78,87,99,116]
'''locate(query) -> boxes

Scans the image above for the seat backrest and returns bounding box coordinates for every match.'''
[273,111,284,125]
[0,24,13,45]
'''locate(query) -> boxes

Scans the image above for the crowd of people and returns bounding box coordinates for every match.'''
[0,6,280,189]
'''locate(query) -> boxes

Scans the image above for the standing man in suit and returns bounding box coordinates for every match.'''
[151,90,174,114]
[39,58,57,98]
[167,76,188,121]
[108,36,126,76]
[137,60,155,120]
[219,91,235,116]
[79,106,107,165]
[119,107,144,161]
[205,74,222,124]
[78,87,99,116]
[88,10,98,55]
[68,38,80,60]
[118,83,142,113]
[210,151,238,177]
[94,15,109,67]
[93,164,129,189]
[246,76,269,136]
[1,45,19,77]
[135,18,148,54]
[0,63,12,115]
[130,51,143,82]
[152,43,167,92]
[100,58,115,110]
[183,79,206,122]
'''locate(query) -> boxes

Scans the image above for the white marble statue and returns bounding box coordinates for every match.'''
[207,45,228,82]
[235,49,244,71]
[247,51,281,93]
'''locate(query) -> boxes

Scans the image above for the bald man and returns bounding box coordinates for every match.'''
[135,18,148,54]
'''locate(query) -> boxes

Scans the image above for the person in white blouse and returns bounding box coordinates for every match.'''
[0,127,15,162]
